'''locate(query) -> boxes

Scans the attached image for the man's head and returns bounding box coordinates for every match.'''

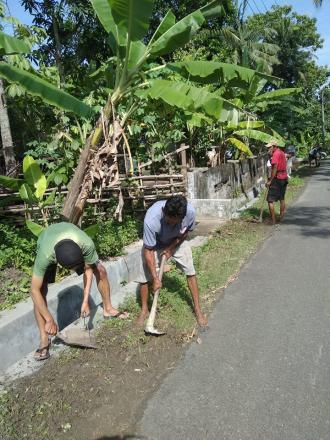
[266,140,280,154]
[54,239,85,275]
[163,195,187,225]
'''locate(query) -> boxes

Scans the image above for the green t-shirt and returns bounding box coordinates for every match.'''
[33,222,98,278]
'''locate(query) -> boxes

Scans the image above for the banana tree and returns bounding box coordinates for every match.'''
[0,1,283,224]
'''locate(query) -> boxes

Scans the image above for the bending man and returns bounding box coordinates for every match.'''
[31,222,128,361]
[136,195,207,327]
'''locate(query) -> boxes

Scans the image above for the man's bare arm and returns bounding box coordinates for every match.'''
[81,265,93,316]
[144,247,161,292]
[30,275,58,335]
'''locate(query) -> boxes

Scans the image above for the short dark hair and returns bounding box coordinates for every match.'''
[163,196,187,218]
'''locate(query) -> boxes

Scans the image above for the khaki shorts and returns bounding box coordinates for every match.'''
[135,240,196,283]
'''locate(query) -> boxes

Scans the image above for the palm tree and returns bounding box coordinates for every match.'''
[221,23,280,74]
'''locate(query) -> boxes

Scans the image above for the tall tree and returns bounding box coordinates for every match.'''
[0,78,16,173]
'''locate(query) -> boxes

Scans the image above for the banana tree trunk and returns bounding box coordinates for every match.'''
[61,98,122,224]
[0,79,16,175]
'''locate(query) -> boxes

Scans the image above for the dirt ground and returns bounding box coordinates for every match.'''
[1,313,206,440]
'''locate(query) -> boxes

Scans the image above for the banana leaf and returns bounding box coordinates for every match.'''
[234,129,285,146]
[227,137,253,156]
[109,0,155,41]
[0,175,24,191]
[23,156,47,200]
[0,31,30,55]
[168,60,279,85]
[0,63,94,118]
[139,79,237,122]
[253,88,302,102]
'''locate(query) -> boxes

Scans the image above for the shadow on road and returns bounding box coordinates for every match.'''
[284,205,330,237]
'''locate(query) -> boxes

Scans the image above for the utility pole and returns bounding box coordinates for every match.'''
[320,87,326,150]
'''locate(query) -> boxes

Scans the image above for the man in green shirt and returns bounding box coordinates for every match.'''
[31,222,128,361]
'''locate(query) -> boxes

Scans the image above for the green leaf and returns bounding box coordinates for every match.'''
[184,111,213,129]
[0,63,94,118]
[26,220,44,237]
[43,190,56,207]
[91,0,126,53]
[253,88,302,102]
[234,129,285,146]
[200,0,230,19]
[150,10,204,57]
[140,79,237,122]
[23,156,47,200]
[168,61,279,85]
[138,79,193,110]
[90,0,114,33]
[227,120,265,131]
[0,175,24,191]
[19,183,37,204]
[227,137,253,156]
[84,224,100,239]
[151,10,176,41]
[0,31,30,55]
[109,0,155,41]
[128,41,147,71]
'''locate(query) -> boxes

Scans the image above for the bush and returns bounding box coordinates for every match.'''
[0,223,37,273]
[94,216,142,259]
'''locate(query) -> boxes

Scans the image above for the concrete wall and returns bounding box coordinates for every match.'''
[188,155,267,219]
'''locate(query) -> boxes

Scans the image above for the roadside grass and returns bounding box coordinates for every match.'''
[0,169,307,440]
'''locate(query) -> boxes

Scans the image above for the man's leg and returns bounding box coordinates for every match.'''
[93,263,127,318]
[279,199,285,221]
[137,282,150,325]
[33,283,50,359]
[186,275,207,326]
[268,201,276,225]
[172,241,207,327]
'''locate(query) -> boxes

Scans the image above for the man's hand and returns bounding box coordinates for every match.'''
[45,317,58,336]
[81,301,90,317]
[196,312,208,327]
[162,247,173,260]
[152,276,162,293]
[266,180,271,188]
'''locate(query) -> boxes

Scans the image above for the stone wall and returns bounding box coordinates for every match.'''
[187,155,267,219]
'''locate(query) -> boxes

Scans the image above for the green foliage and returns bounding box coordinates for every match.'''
[94,216,142,258]
[0,278,30,311]
[0,223,37,272]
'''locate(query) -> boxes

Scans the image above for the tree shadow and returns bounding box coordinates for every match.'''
[283,205,330,238]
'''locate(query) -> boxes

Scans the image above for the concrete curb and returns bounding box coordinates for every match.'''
[0,236,207,374]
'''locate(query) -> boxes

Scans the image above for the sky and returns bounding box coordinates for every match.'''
[4,0,330,67]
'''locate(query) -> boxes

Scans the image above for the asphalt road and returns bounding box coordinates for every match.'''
[139,163,330,440]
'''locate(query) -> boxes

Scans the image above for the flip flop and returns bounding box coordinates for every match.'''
[34,341,51,361]
[103,311,129,320]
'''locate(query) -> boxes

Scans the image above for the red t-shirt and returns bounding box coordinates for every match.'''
[271,148,287,180]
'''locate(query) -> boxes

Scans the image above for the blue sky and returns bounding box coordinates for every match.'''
[4,0,330,67]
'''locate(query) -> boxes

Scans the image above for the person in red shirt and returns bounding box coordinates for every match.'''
[266,140,288,225]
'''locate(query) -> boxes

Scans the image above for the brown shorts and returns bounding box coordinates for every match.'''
[135,241,196,283]
[267,178,288,202]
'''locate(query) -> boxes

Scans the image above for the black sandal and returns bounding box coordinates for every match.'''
[34,340,51,361]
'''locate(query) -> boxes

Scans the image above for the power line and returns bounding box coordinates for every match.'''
[246,0,256,15]
[251,0,262,14]
[260,0,268,13]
